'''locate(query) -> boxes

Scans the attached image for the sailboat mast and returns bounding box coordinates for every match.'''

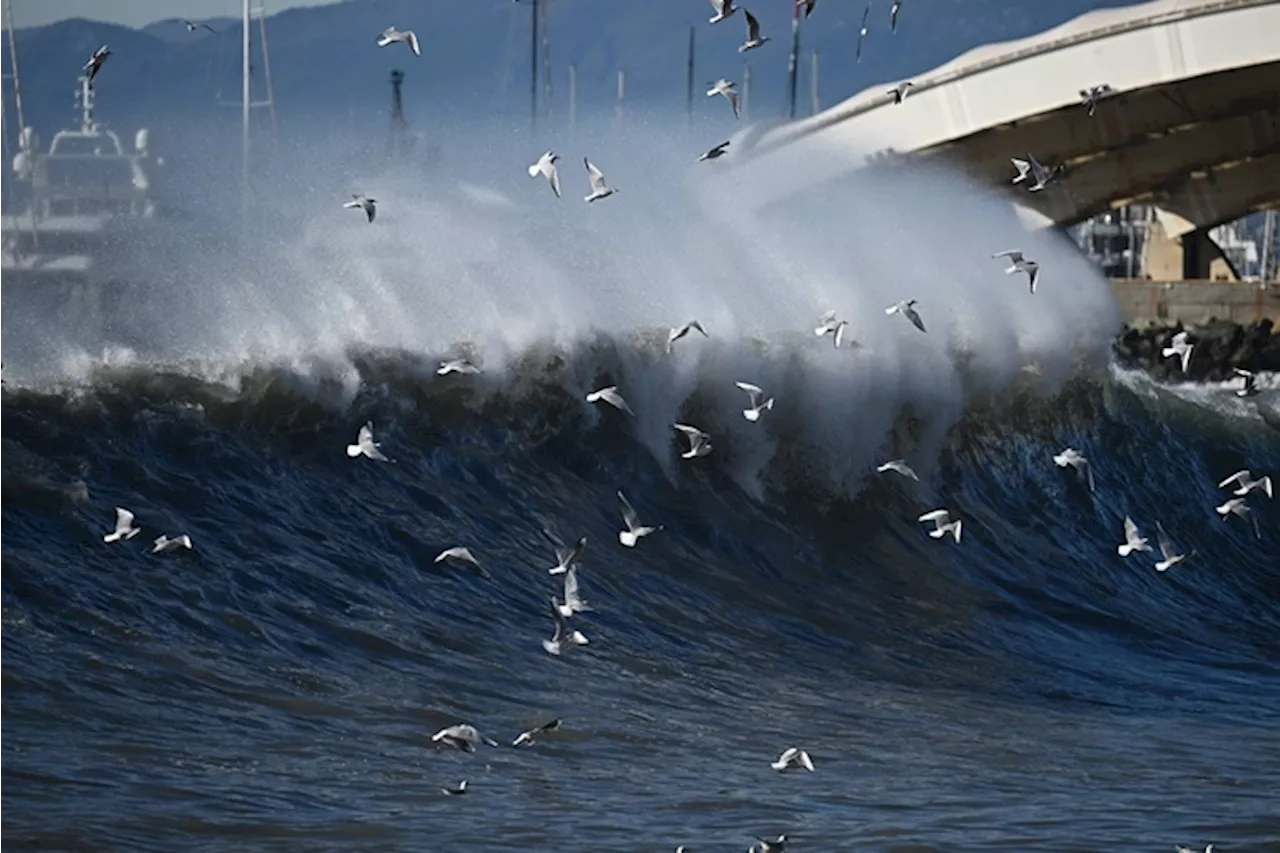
[241,0,251,218]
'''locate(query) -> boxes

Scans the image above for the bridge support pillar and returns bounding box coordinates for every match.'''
[1143,207,1240,282]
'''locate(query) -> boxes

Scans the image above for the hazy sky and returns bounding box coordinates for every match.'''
[9,0,341,29]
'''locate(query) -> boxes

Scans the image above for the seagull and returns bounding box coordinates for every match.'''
[739,10,770,52]
[376,27,421,56]
[890,0,902,31]
[674,423,713,459]
[438,358,481,376]
[434,546,488,577]
[1024,153,1065,192]
[1010,157,1033,186]
[431,723,499,753]
[343,194,376,223]
[103,507,141,543]
[1161,330,1194,373]
[855,2,871,62]
[885,299,926,332]
[1079,84,1114,117]
[182,20,219,35]
[528,150,561,198]
[544,596,589,656]
[918,509,962,543]
[1218,469,1273,499]
[1234,367,1259,398]
[801,0,817,19]
[697,141,732,162]
[1153,521,1192,572]
[993,250,1040,294]
[1176,845,1215,853]
[1216,497,1261,538]
[667,319,709,353]
[557,565,593,617]
[617,490,661,547]
[735,381,775,422]
[582,157,617,203]
[876,459,919,481]
[888,81,914,104]
[771,747,815,772]
[1118,515,1151,556]
[84,45,110,84]
[441,780,468,796]
[586,385,635,417]
[152,534,192,554]
[512,718,562,747]
[545,530,587,576]
[346,421,390,462]
[753,834,789,853]
[708,0,738,23]
[814,310,849,348]
[1052,447,1095,492]
[707,78,741,119]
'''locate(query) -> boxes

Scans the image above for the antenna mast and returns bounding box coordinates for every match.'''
[529,0,539,130]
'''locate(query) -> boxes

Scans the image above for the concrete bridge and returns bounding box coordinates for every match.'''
[734,0,1280,274]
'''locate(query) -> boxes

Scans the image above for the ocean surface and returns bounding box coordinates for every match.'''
[3,148,1280,852]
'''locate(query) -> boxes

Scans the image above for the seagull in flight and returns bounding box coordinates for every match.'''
[84,45,110,84]
[528,150,561,198]
[544,596,589,656]
[441,781,468,796]
[1117,515,1151,557]
[739,9,770,52]
[438,358,481,376]
[855,2,871,62]
[1010,157,1034,186]
[544,529,588,576]
[512,718,562,747]
[343,194,376,223]
[1079,84,1114,117]
[885,299,926,332]
[993,250,1040,293]
[583,158,617,203]
[1161,330,1194,373]
[434,547,488,577]
[667,319,708,353]
[888,81,914,104]
[1052,447,1095,492]
[707,78,741,119]
[919,509,962,543]
[557,565,592,617]
[1218,469,1273,499]
[708,0,738,24]
[1216,497,1261,538]
[771,747,815,772]
[753,834,790,853]
[152,534,193,554]
[876,459,919,481]
[1153,521,1192,572]
[674,423,713,459]
[586,385,635,417]
[735,381,775,422]
[183,19,219,35]
[376,27,421,56]
[1023,153,1065,192]
[1176,844,1215,853]
[814,310,849,348]
[346,421,391,462]
[697,140,731,162]
[890,0,902,32]
[104,507,141,543]
[432,723,499,753]
[1234,367,1259,398]
[617,490,661,547]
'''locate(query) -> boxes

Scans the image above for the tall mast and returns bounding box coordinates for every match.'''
[241,0,251,222]
[529,0,539,130]
[4,0,27,143]
[787,0,800,119]
[685,25,695,129]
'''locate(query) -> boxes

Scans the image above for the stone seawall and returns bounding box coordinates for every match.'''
[1113,319,1280,381]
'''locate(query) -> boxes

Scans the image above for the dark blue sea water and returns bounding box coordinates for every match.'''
[3,349,1279,852]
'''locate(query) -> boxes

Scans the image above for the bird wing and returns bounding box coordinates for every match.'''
[563,565,582,603]
[1233,367,1253,378]
[735,381,764,403]
[918,509,950,523]
[904,306,926,332]
[1155,521,1176,561]
[805,0,817,18]
[674,423,706,439]
[358,422,375,446]
[546,161,561,197]
[993,250,1022,261]
[860,2,871,27]
[115,507,135,529]
[778,747,798,764]
[689,319,708,336]
[617,490,641,530]
[604,389,635,416]
[833,322,846,349]
[1218,470,1248,488]
[745,9,761,40]
[550,597,566,641]
[1123,515,1140,542]
[799,750,815,771]
[729,91,740,118]
[407,31,421,56]
[1028,153,1047,183]
[709,0,727,13]
[1010,157,1030,180]
[583,158,607,193]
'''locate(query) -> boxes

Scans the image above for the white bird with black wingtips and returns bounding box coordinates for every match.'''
[432,723,499,753]
[512,718,562,747]
[1153,521,1192,572]
[674,423,713,459]
[919,509,962,543]
[1216,497,1261,538]
[735,381,774,422]
[771,747,815,772]
[993,250,1040,293]
[152,534,192,554]
[104,507,141,543]
[617,490,661,547]
[885,299,926,332]
[1117,515,1151,557]
[438,358,481,376]
[557,566,592,617]
[544,596,589,656]
[586,385,635,417]
[876,459,919,481]
[583,158,617,203]
[376,27,420,56]
[667,320,708,353]
[434,547,487,577]
[708,0,738,23]
[528,150,561,198]
[1161,330,1194,373]
[707,79,741,119]
[1219,469,1273,499]
[1053,447,1095,492]
[698,141,731,162]
[888,81,914,104]
[1234,367,1259,398]
[347,422,390,462]
[343,194,376,223]
[739,9,770,52]
[815,310,849,349]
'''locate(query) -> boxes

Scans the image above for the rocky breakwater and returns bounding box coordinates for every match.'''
[1113,319,1280,382]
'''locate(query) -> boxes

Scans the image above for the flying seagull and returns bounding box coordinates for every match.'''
[801,0,817,19]
[739,9,770,52]
[434,546,488,577]
[545,530,588,576]
[1052,447,1095,492]
[346,421,390,462]
[885,299,926,332]
[376,27,421,56]
[1023,153,1065,192]
[771,747,815,772]
[888,81,914,104]
[528,150,561,198]
[856,2,871,62]
[1234,367,1259,398]
[441,781,468,796]
[1010,157,1033,186]
[617,490,661,547]
[753,834,790,853]
[432,723,499,753]
[512,718,562,747]
[890,0,902,32]
[667,319,709,353]
[1218,469,1273,499]
[1079,84,1114,117]
[1153,521,1192,572]
[1117,515,1151,557]
[343,194,377,223]
[583,157,617,203]
[183,20,219,35]
[544,596,589,656]
[1176,844,1216,853]
[104,507,141,543]
[586,385,635,417]
[918,509,962,543]
[735,381,775,422]
[697,140,732,162]
[707,78,741,119]
[438,358,481,376]
[152,534,193,554]
[557,565,593,617]
[876,459,919,481]
[1216,497,1261,539]
[814,309,849,348]
[993,250,1040,293]
[1161,330,1194,373]
[674,423,713,459]
[84,45,110,84]
[708,0,738,24]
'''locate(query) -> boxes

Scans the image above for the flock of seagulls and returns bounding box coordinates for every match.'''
[1159,330,1264,397]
